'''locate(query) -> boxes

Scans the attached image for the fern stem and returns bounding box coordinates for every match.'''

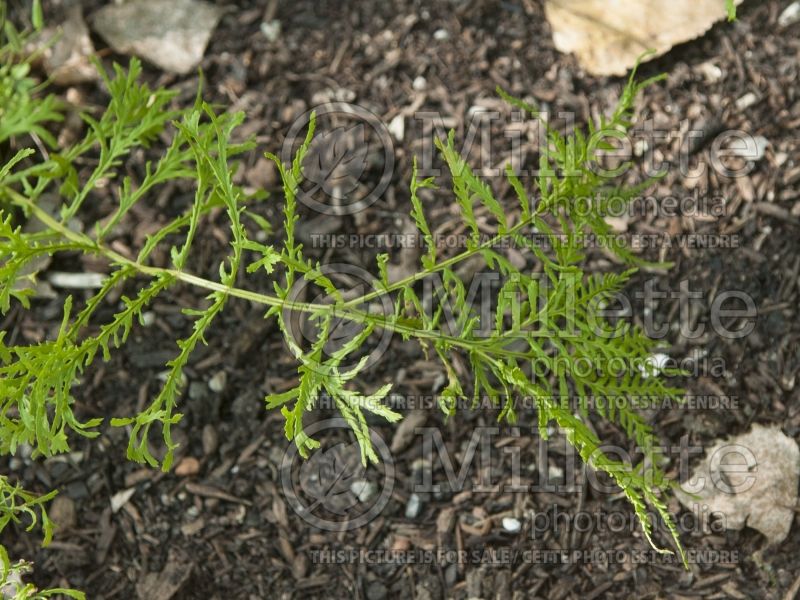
[5,185,556,360]
[340,212,540,309]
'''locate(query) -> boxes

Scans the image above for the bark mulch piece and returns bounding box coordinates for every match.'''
[2,0,799,598]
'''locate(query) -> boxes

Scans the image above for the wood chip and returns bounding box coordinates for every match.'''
[110,487,136,513]
[390,410,428,453]
[436,507,456,535]
[184,482,252,505]
[135,548,193,600]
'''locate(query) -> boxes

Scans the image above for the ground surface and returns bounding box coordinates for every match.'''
[2,0,800,599]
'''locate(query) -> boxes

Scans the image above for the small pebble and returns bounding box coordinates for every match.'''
[333,88,356,102]
[633,139,649,157]
[208,370,227,393]
[412,76,427,91]
[548,464,564,480]
[47,271,105,289]
[433,28,449,41]
[50,496,77,529]
[640,352,670,378]
[350,479,378,503]
[696,61,723,83]
[726,135,769,162]
[388,114,405,141]
[502,517,522,533]
[735,92,759,111]
[260,20,281,42]
[779,1,800,27]
[175,456,201,477]
[751,136,770,161]
[405,493,422,519]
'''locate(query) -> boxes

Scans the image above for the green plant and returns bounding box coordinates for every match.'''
[0,7,84,598]
[0,22,690,596]
[0,486,82,599]
[726,0,737,21]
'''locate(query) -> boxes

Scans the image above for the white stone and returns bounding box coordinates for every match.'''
[47,271,105,289]
[735,92,759,110]
[640,352,670,378]
[208,370,227,393]
[502,517,522,533]
[696,61,723,83]
[388,114,405,141]
[349,480,378,503]
[778,2,800,27]
[260,20,281,42]
[727,135,769,161]
[405,493,422,519]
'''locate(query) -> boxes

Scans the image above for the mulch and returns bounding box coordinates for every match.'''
[2,0,800,598]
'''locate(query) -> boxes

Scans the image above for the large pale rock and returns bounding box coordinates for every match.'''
[91,0,223,74]
[544,0,745,76]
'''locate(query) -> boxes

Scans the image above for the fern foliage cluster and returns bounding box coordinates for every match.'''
[0,11,697,597]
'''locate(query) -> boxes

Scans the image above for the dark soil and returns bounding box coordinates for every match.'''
[2,0,800,599]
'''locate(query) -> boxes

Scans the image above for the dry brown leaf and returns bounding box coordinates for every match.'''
[544,0,746,76]
[677,423,799,544]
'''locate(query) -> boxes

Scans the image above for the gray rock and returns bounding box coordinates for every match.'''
[91,0,222,74]
[49,496,77,530]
